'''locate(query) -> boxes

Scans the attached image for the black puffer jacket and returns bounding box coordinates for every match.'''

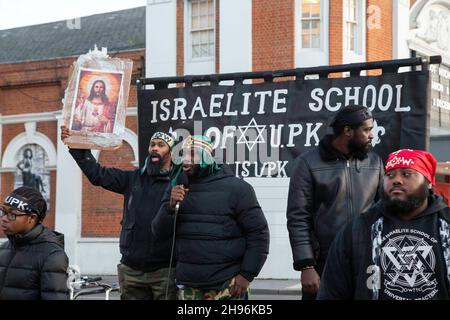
[0,224,69,300]
[69,148,173,272]
[152,166,270,289]
[286,135,384,271]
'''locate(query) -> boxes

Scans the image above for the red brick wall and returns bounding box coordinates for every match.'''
[366,0,392,75]
[366,0,392,62]
[252,0,295,71]
[80,112,138,237]
[128,81,139,108]
[1,124,29,155]
[0,173,15,208]
[0,83,62,115]
[0,173,16,238]
[81,142,136,237]
[177,0,185,76]
[172,0,397,78]
[0,50,144,238]
[329,0,393,76]
[329,0,344,67]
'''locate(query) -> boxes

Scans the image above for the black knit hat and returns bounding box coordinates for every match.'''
[330,105,373,128]
[4,186,47,222]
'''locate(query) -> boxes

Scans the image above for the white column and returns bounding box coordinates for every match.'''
[0,114,2,161]
[0,114,2,196]
[342,0,366,64]
[54,116,82,267]
[219,0,252,73]
[146,0,177,77]
[392,0,411,59]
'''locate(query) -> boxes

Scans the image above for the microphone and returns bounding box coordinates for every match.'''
[175,172,189,212]
[166,171,189,299]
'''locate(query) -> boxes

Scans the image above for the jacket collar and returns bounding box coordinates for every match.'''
[187,165,234,184]
[7,223,44,247]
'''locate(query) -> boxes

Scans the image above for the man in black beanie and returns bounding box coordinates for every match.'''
[0,186,69,300]
[286,105,384,300]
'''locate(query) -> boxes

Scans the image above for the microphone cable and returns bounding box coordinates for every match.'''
[165,201,179,300]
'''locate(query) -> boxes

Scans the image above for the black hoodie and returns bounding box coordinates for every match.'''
[0,224,69,300]
[318,195,450,300]
[152,165,270,289]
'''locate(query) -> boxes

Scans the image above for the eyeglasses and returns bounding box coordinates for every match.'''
[0,206,30,221]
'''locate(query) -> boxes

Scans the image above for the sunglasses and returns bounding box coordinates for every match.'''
[0,205,32,221]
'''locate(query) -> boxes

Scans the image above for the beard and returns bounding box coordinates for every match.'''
[382,180,430,215]
[146,153,163,176]
[348,137,372,157]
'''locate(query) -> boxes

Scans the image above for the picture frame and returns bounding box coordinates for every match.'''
[62,48,133,150]
[69,68,124,135]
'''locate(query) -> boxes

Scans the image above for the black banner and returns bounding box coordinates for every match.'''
[137,69,429,177]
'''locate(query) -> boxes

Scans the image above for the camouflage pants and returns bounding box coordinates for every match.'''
[178,277,250,300]
[117,263,177,300]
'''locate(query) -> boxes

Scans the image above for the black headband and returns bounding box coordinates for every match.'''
[330,108,373,127]
[4,193,41,216]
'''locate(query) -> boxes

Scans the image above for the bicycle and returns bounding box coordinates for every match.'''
[67,265,120,300]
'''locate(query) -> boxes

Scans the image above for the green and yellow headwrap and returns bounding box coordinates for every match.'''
[182,135,221,178]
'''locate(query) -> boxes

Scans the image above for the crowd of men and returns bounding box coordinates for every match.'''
[0,105,449,300]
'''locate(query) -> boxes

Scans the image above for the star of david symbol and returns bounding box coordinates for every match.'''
[382,236,433,287]
[237,118,266,151]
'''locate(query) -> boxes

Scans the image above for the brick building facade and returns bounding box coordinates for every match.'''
[150,0,397,78]
[146,0,449,279]
[0,1,448,277]
[0,7,145,273]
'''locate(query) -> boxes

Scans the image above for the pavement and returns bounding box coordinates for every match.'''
[75,276,301,300]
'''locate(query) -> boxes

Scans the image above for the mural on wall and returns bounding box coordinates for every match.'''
[14,144,50,208]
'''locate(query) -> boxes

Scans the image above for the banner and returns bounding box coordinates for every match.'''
[137,68,429,177]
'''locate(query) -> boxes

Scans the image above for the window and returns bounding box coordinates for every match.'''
[342,0,365,63]
[301,0,321,49]
[344,0,357,52]
[189,0,215,59]
[296,0,328,67]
